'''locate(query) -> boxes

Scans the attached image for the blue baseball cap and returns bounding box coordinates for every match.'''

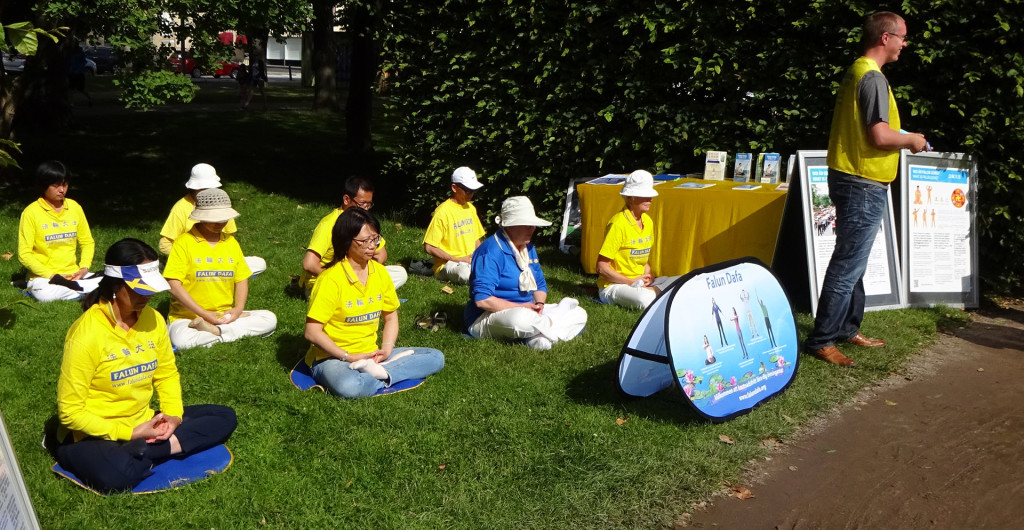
[104,260,171,295]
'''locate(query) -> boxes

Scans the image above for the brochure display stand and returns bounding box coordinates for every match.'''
[899,151,979,308]
[617,258,799,422]
[0,411,40,530]
[796,151,904,315]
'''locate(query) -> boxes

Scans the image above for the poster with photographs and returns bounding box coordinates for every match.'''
[796,150,904,315]
[899,151,978,308]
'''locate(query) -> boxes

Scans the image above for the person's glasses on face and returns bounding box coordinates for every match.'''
[352,234,381,248]
[885,32,908,44]
[456,184,475,195]
[352,199,374,210]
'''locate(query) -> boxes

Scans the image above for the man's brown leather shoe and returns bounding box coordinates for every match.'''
[849,333,886,347]
[807,345,856,367]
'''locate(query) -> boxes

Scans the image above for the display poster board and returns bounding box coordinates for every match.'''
[797,150,904,315]
[0,411,40,530]
[899,151,979,308]
[617,258,799,422]
[558,177,594,254]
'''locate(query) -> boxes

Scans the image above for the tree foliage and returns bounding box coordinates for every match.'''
[382,0,1024,289]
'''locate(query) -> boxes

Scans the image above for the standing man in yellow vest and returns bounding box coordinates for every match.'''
[805,11,929,367]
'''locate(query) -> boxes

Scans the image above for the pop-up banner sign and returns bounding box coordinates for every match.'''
[617,258,799,422]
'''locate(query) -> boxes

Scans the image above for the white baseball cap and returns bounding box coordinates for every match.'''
[620,170,659,198]
[185,163,223,190]
[452,166,484,190]
[495,196,551,227]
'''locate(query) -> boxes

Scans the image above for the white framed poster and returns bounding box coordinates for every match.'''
[899,151,979,308]
[558,176,593,254]
[0,411,40,530]
[797,150,904,315]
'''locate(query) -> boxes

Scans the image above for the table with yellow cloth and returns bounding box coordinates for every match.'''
[578,177,788,276]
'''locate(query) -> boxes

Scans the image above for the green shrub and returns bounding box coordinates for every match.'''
[114,70,198,110]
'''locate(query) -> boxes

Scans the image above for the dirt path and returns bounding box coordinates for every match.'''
[682,304,1024,529]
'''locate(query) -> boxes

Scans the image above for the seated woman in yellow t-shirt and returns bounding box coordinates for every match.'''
[304,207,444,398]
[17,161,102,302]
[596,170,678,310]
[164,189,277,350]
[55,238,236,493]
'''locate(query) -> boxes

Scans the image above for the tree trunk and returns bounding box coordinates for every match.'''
[311,0,339,110]
[346,0,378,153]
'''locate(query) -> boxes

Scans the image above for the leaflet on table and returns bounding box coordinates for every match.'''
[907,165,971,293]
[676,182,715,189]
[733,184,761,190]
[654,174,685,181]
[760,153,781,184]
[704,151,727,180]
[586,174,627,185]
[733,153,752,182]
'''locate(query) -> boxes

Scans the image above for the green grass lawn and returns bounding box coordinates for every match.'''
[0,91,970,528]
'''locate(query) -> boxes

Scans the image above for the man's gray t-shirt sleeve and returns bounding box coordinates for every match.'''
[857,71,890,126]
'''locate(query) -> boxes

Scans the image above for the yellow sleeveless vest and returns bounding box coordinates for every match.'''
[826,57,901,183]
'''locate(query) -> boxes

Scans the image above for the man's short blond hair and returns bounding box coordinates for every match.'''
[862,11,903,51]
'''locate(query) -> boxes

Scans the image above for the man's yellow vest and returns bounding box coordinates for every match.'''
[826,57,901,183]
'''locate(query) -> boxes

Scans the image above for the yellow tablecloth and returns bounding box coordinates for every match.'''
[578,178,788,276]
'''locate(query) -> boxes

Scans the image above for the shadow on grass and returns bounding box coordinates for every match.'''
[565,359,706,426]
[275,332,308,371]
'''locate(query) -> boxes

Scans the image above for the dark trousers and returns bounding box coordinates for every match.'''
[56,404,236,493]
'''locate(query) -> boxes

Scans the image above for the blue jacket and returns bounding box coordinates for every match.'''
[463,232,547,330]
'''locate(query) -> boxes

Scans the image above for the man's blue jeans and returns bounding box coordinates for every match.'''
[311,347,444,398]
[805,171,889,350]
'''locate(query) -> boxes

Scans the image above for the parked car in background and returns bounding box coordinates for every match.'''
[168,51,241,79]
[3,52,26,72]
[84,47,117,74]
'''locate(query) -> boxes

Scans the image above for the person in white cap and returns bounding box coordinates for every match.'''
[158,163,266,277]
[163,189,277,350]
[596,170,678,309]
[464,196,588,350]
[55,238,237,493]
[299,175,407,295]
[421,167,485,284]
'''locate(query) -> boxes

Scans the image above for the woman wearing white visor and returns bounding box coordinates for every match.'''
[596,170,678,309]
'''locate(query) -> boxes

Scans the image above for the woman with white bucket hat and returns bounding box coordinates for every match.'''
[596,170,678,309]
[158,163,267,277]
[464,196,588,350]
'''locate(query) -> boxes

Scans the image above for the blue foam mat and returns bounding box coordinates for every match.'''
[289,358,424,396]
[52,444,233,495]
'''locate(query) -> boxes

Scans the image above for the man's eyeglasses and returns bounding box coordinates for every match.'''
[352,235,381,248]
[352,199,374,210]
[885,32,908,44]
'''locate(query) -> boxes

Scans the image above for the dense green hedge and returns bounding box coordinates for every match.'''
[382,1,1024,290]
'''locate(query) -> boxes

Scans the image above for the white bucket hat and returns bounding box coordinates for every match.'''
[104,260,171,295]
[620,170,659,198]
[452,166,484,190]
[495,196,552,227]
[189,188,240,223]
[185,163,223,190]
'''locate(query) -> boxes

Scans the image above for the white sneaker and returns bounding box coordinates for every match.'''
[525,336,553,350]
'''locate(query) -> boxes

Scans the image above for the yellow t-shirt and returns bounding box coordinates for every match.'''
[305,258,400,365]
[159,195,238,245]
[57,303,183,443]
[299,207,387,289]
[422,199,484,274]
[163,228,252,322]
[17,197,95,279]
[597,209,654,289]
